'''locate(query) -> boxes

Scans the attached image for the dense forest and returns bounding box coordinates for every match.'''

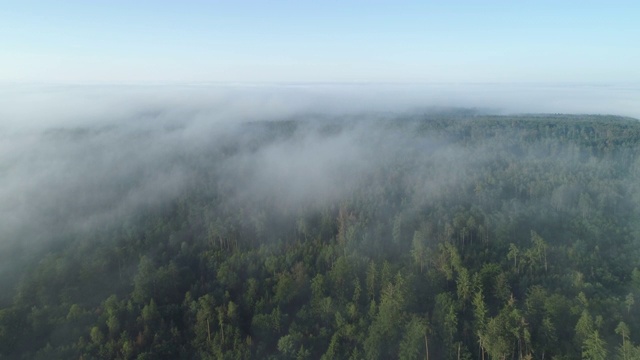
[2,111,640,359]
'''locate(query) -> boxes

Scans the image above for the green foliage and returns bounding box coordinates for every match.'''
[399,316,428,360]
[3,114,640,358]
[582,330,607,360]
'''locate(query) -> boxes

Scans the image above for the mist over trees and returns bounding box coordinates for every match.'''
[2,87,640,359]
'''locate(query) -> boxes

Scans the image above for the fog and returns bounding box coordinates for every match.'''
[2,83,640,130]
[3,82,640,358]
[1,83,638,251]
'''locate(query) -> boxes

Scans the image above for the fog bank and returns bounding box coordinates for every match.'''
[0,83,638,251]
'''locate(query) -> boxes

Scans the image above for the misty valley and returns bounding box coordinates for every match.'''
[3,111,640,360]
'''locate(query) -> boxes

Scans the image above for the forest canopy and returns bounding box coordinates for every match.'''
[2,110,640,359]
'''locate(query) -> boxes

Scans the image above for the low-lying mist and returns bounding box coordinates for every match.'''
[1,83,638,251]
[3,83,640,359]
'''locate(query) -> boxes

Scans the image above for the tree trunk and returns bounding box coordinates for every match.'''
[207,318,211,343]
[220,322,225,344]
[425,335,429,360]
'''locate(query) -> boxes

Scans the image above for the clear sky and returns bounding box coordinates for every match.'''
[2,1,639,84]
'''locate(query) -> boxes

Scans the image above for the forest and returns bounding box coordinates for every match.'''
[2,111,640,360]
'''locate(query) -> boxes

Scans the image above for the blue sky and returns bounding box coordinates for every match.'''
[1,1,639,84]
